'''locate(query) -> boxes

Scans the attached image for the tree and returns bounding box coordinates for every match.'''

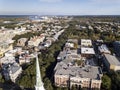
[71,85,77,90]
[101,75,111,90]
[44,78,53,90]
[109,71,120,90]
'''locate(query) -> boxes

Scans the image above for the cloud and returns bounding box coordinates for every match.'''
[39,0,63,3]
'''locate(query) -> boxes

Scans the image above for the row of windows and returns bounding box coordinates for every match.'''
[91,83,100,88]
[55,77,100,88]
[56,77,68,85]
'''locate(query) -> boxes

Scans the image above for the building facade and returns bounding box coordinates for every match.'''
[54,59,103,89]
[103,54,120,71]
[28,34,45,47]
[81,39,92,47]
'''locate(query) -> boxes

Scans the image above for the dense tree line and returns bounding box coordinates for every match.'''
[74,16,120,22]
[109,71,120,90]
[101,71,120,90]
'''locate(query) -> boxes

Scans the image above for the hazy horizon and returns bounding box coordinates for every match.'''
[0,0,120,15]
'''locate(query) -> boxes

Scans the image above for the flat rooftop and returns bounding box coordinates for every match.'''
[98,44,111,53]
[81,39,92,43]
[3,63,21,74]
[104,54,120,66]
[54,59,102,80]
[81,47,95,54]
[0,56,16,64]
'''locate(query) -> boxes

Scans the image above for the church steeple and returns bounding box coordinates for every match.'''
[35,53,45,90]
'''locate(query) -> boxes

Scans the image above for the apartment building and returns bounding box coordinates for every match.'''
[0,56,16,65]
[81,39,95,58]
[0,40,13,57]
[103,54,120,71]
[54,59,102,89]
[81,47,95,58]
[2,63,22,82]
[28,34,45,47]
[81,39,92,47]
[54,39,102,89]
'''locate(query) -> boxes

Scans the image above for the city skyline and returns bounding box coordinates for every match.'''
[0,0,120,15]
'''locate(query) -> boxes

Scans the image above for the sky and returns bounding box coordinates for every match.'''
[0,0,120,15]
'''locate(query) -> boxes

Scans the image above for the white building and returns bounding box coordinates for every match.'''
[0,40,14,57]
[98,44,111,54]
[81,48,95,54]
[4,47,22,57]
[65,42,74,48]
[81,39,92,47]
[28,34,45,47]
[0,56,16,64]
[81,47,95,58]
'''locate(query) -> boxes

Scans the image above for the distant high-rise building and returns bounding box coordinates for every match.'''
[35,54,45,90]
